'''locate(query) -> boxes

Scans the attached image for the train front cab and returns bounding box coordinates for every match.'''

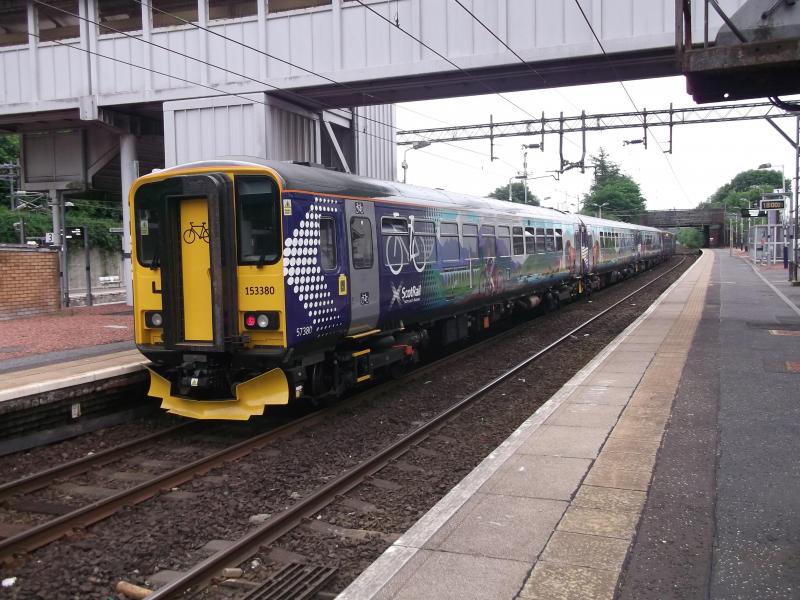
[131,166,290,420]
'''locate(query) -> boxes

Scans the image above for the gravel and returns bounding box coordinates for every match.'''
[0,256,694,600]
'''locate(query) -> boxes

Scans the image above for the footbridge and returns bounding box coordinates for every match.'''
[0,0,797,303]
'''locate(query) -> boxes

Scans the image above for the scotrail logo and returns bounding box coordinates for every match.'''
[390,282,422,307]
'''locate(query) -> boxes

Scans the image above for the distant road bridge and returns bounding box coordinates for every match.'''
[640,208,727,247]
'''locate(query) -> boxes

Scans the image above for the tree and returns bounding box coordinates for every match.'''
[489,181,540,205]
[582,149,646,222]
[0,134,20,208]
[676,228,704,249]
[699,169,787,211]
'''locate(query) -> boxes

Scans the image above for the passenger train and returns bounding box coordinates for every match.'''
[130,159,673,420]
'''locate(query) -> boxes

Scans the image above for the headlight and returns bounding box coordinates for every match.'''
[257,314,270,328]
[145,311,164,328]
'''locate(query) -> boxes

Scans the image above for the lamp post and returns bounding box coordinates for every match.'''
[597,202,609,219]
[401,141,432,184]
[508,174,524,202]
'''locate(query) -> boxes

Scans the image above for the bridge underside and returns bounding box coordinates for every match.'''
[288,49,679,108]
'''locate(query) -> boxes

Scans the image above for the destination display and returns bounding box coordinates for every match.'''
[760,199,785,210]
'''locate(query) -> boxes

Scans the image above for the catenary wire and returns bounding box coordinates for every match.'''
[130,0,516,163]
[33,0,507,170]
[572,0,693,205]
[351,0,552,127]
[449,0,583,115]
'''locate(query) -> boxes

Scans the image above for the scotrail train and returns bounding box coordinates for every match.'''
[130,159,673,420]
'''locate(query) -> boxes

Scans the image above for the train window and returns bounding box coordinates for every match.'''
[480,226,496,258]
[319,217,337,271]
[524,227,536,255]
[236,176,280,266]
[555,228,563,252]
[512,227,524,256]
[382,217,407,234]
[545,228,555,253]
[462,224,479,259]
[440,222,460,262]
[135,206,161,267]
[497,226,511,257]
[440,222,458,236]
[350,217,373,269]
[535,227,546,253]
[414,220,437,263]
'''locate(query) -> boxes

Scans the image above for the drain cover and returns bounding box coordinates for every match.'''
[242,563,337,600]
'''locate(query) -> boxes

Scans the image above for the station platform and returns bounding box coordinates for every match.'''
[340,249,800,600]
[0,304,148,455]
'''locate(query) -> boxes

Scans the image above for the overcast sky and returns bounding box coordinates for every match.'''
[394,76,798,213]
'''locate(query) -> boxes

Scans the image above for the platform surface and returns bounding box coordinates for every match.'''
[0,303,143,404]
[340,249,799,600]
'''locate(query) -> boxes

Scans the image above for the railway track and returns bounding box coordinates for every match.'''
[141,256,688,599]
[0,256,687,598]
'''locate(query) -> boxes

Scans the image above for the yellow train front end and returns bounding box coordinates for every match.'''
[130,163,289,420]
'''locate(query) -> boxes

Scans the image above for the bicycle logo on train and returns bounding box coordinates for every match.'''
[183,221,210,245]
[384,215,434,275]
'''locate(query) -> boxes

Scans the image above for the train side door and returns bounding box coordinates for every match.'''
[344,201,380,334]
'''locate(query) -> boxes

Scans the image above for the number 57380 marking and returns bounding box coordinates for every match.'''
[244,285,275,296]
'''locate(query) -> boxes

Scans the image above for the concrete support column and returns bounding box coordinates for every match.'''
[120,134,137,305]
[198,0,209,85]
[258,0,268,81]
[27,2,39,102]
[141,0,153,92]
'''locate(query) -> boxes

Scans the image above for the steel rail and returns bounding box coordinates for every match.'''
[0,410,331,561]
[0,330,503,562]
[148,256,688,599]
[0,422,197,502]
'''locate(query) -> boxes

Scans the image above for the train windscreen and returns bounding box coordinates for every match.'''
[236,175,280,266]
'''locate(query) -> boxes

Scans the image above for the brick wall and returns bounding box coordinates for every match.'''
[0,246,61,320]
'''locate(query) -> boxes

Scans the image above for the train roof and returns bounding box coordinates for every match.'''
[579,215,663,233]
[155,158,581,224]
[154,159,664,233]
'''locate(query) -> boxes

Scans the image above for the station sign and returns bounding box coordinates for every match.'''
[760,199,785,210]
[64,226,85,239]
[741,209,767,218]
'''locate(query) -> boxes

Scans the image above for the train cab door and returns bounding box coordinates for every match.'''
[344,201,380,335]
[178,197,214,342]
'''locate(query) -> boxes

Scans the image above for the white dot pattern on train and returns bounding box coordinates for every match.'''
[283,197,344,332]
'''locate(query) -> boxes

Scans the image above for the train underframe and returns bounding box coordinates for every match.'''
[144,255,666,419]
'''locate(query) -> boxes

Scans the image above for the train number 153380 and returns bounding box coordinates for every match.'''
[244,285,275,296]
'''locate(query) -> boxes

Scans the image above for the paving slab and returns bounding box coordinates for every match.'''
[518,562,617,600]
[516,425,608,459]
[539,531,630,571]
[424,494,566,561]
[571,485,647,513]
[545,403,623,429]
[558,506,639,539]
[567,385,634,406]
[374,550,531,600]
[480,454,591,500]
